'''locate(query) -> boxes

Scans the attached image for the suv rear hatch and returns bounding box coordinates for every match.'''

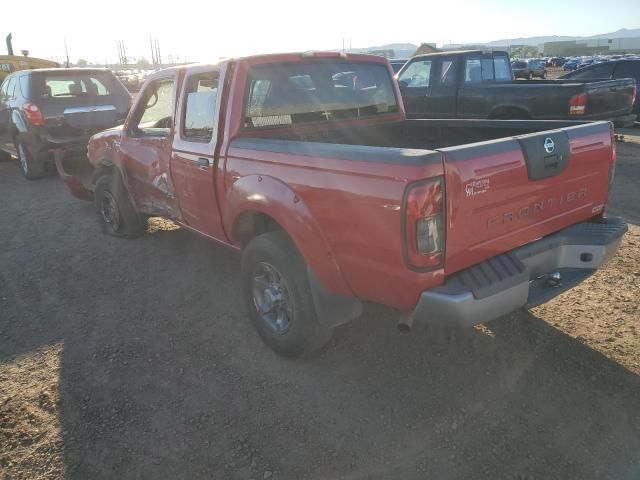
[30,70,130,138]
[440,122,615,275]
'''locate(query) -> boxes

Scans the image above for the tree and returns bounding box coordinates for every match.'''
[136,57,150,68]
[76,58,88,67]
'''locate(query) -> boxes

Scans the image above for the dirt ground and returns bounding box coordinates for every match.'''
[1,131,639,480]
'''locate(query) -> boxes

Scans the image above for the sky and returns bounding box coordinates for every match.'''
[3,0,640,64]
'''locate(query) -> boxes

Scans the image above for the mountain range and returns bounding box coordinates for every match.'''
[362,28,640,54]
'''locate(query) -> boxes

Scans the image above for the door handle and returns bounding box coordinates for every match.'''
[197,157,210,168]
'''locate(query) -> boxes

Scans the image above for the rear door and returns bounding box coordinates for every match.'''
[439,122,614,275]
[456,54,498,118]
[170,67,226,240]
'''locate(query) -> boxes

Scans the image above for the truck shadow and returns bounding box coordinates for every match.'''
[44,229,638,480]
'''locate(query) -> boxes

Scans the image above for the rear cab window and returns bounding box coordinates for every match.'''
[244,60,398,128]
[494,56,512,81]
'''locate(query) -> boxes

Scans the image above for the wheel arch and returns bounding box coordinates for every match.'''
[224,174,352,297]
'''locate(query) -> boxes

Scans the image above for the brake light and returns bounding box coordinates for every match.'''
[404,177,445,269]
[22,102,45,126]
[569,93,587,115]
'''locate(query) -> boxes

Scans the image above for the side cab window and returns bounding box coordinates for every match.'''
[181,71,219,143]
[128,77,175,138]
[398,59,433,88]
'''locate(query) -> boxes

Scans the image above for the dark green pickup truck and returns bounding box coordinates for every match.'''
[397,50,637,126]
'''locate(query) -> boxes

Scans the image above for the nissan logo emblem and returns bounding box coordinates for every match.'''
[544,137,555,154]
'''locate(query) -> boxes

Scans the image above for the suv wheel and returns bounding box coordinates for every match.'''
[17,142,46,180]
[241,231,334,357]
[94,173,146,238]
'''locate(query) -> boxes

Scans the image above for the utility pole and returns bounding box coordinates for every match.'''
[150,37,156,65]
[64,39,70,67]
[155,39,162,65]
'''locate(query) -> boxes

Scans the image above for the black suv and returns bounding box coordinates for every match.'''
[0,68,130,179]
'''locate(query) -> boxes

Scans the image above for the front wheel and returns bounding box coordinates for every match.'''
[241,231,334,357]
[94,173,147,238]
[17,141,46,180]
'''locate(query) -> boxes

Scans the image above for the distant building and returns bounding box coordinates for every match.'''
[366,49,395,59]
[544,37,640,56]
[414,43,440,55]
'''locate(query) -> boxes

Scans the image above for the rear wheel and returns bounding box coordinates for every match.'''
[17,141,46,180]
[241,231,334,357]
[94,173,146,238]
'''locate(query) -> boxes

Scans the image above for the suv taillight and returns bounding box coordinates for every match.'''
[403,177,445,269]
[22,102,45,126]
[569,93,588,115]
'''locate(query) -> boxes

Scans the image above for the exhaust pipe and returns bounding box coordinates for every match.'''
[397,313,415,333]
[6,33,13,56]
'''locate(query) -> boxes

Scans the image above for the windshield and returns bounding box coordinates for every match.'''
[512,61,527,68]
[244,61,398,128]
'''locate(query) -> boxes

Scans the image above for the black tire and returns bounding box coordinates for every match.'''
[241,231,334,357]
[528,72,533,80]
[542,70,547,79]
[94,173,146,238]
[16,141,46,180]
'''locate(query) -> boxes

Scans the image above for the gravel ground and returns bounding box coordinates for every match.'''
[1,133,639,480]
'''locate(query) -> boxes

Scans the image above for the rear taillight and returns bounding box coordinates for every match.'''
[22,102,45,126]
[403,177,445,269]
[569,93,587,115]
[631,85,637,107]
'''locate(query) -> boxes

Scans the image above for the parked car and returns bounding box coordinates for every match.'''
[527,59,548,79]
[0,68,131,179]
[577,59,596,69]
[560,59,640,115]
[548,57,567,67]
[563,59,580,71]
[511,60,531,79]
[54,52,627,357]
[397,50,636,125]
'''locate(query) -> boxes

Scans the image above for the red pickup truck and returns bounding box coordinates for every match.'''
[56,52,627,357]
